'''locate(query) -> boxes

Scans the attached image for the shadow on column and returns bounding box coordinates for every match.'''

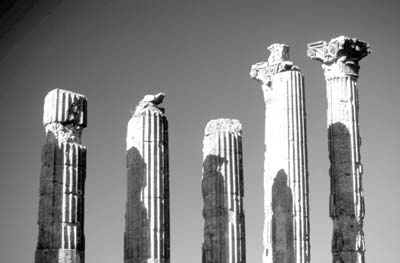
[328,122,364,261]
[328,122,355,216]
[272,169,294,263]
[125,146,150,263]
[36,138,86,262]
[202,154,228,263]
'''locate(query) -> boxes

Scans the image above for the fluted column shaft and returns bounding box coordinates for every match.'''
[307,36,370,263]
[202,119,246,263]
[35,89,87,263]
[327,76,365,263]
[250,44,310,263]
[124,93,169,263]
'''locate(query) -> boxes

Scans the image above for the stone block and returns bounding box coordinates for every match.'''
[38,193,83,223]
[35,249,85,263]
[43,89,87,127]
[36,222,62,249]
[40,165,85,195]
[42,143,86,168]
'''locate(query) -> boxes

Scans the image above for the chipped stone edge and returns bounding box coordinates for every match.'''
[205,118,242,136]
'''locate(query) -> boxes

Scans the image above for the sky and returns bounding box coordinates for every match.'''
[0,0,399,262]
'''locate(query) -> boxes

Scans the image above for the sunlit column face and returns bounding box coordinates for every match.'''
[124,93,170,263]
[251,44,310,263]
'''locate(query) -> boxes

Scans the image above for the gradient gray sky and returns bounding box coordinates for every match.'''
[0,0,399,262]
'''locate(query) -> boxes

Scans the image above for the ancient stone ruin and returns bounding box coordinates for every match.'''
[34,35,369,263]
[250,44,311,263]
[124,93,170,263]
[35,89,87,263]
[202,119,246,263]
[308,36,370,263]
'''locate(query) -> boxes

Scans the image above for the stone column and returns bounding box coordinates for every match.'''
[250,44,310,263]
[307,36,370,263]
[202,119,246,263]
[124,93,170,263]
[35,89,87,263]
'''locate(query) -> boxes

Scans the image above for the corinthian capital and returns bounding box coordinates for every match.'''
[307,36,370,78]
[250,44,299,87]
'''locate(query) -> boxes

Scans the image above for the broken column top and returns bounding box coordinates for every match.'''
[250,43,299,87]
[267,43,290,65]
[43,88,87,127]
[205,118,242,136]
[133,92,165,116]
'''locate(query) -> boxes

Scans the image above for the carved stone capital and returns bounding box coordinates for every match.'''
[250,43,299,103]
[307,36,370,78]
[134,92,165,115]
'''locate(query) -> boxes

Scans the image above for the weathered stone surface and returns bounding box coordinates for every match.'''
[35,89,87,263]
[39,166,85,196]
[35,249,85,263]
[202,119,246,263]
[133,92,165,115]
[124,93,170,263]
[251,45,310,263]
[307,36,370,263]
[41,143,86,167]
[250,44,299,104]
